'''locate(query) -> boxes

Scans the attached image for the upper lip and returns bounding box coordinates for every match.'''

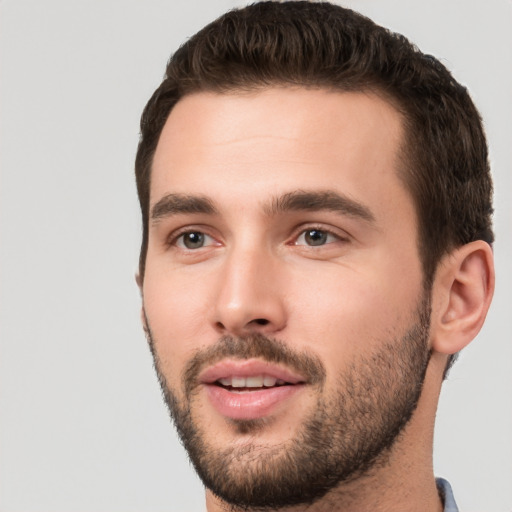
[199,359,306,385]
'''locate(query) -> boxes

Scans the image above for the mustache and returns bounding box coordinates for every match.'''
[183,333,326,397]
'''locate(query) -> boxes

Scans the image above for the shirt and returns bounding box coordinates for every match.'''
[436,478,459,512]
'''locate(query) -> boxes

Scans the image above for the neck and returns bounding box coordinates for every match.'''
[205,354,447,512]
[206,464,443,512]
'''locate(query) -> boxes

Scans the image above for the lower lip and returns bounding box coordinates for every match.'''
[204,384,305,420]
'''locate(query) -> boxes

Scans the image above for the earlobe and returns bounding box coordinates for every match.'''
[140,308,149,335]
[135,272,143,291]
[431,241,494,355]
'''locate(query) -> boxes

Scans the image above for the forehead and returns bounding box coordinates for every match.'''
[151,88,410,223]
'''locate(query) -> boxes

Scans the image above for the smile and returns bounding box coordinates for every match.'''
[199,359,307,420]
[217,375,288,390]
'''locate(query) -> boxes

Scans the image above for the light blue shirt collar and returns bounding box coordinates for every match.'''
[436,478,459,512]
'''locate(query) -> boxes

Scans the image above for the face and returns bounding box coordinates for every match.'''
[142,88,431,508]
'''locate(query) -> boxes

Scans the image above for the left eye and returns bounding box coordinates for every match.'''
[295,229,338,247]
[176,231,215,249]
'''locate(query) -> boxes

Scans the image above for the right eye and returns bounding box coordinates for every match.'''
[175,231,215,250]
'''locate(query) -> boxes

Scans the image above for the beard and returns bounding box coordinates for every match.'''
[144,293,432,510]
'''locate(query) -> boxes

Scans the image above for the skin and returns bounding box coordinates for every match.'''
[139,88,494,511]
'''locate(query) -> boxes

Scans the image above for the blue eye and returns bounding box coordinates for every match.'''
[177,231,213,249]
[296,229,337,246]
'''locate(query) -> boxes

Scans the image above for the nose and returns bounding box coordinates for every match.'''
[212,245,287,337]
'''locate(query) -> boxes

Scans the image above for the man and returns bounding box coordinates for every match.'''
[134,2,494,511]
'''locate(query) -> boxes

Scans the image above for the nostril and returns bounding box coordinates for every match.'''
[214,316,277,334]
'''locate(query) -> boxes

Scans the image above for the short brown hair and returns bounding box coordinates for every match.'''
[135,1,493,286]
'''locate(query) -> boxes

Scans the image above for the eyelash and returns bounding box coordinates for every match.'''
[166,224,348,251]
[167,227,217,250]
[291,225,349,247]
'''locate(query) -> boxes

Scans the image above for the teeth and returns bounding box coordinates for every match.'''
[263,376,277,387]
[217,375,284,388]
[246,376,264,387]
[232,377,246,388]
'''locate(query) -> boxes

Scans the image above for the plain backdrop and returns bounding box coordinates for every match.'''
[1,1,511,511]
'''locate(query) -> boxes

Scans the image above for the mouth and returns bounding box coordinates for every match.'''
[199,359,307,420]
[215,375,291,391]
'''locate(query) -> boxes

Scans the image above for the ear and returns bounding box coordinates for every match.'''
[430,241,494,355]
[135,272,143,291]
[135,272,149,334]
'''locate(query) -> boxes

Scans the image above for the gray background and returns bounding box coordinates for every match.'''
[1,1,511,511]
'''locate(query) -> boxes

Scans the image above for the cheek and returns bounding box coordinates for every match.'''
[285,258,423,363]
[142,269,213,385]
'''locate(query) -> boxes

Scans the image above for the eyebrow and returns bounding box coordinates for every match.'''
[150,189,375,225]
[151,193,218,223]
[265,190,375,223]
